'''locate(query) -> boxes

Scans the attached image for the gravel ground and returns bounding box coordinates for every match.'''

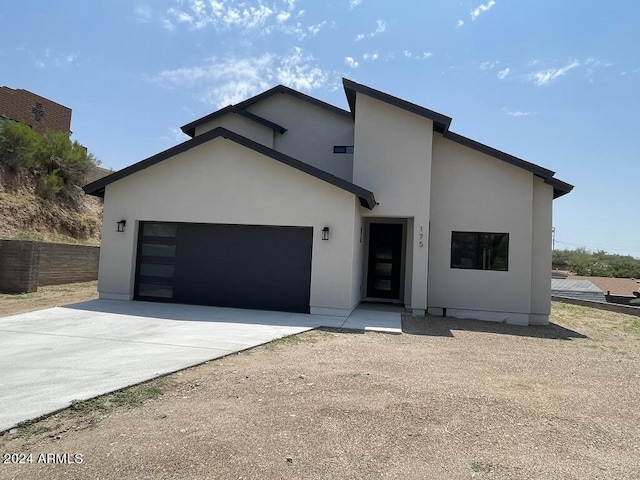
[1,302,639,479]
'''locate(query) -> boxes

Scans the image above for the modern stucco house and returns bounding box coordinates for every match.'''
[84,78,573,326]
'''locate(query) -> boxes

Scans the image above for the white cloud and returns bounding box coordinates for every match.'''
[35,48,79,68]
[276,11,291,22]
[161,127,189,144]
[507,111,532,117]
[281,20,326,40]
[403,50,412,58]
[456,19,464,28]
[154,48,328,106]
[528,59,580,86]
[354,19,386,41]
[345,56,359,69]
[363,52,379,62]
[471,0,496,20]
[283,0,296,10]
[422,51,433,59]
[165,0,276,30]
[497,67,510,79]
[480,61,498,70]
[307,20,326,35]
[134,6,153,23]
[349,0,363,8]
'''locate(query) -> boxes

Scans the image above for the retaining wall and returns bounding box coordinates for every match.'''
[0,240,99,293]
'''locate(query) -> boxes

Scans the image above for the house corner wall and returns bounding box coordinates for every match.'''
[529,177,554,325]
[427,135,535,325]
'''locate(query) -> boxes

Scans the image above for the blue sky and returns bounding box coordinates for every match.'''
[2,1,639,257]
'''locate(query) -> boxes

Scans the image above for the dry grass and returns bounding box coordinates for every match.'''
[0,302,638,479]
[0,281,98,318]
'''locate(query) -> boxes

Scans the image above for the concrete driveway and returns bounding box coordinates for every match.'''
[0,300,355,432]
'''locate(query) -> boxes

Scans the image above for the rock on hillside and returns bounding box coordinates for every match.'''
[0,164,106,244]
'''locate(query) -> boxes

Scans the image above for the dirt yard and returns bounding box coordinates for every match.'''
[1,301,639,479]
[0,281,98,318]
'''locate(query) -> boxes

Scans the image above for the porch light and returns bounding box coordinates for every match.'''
[116,220,127,233]
[322,227,330,241]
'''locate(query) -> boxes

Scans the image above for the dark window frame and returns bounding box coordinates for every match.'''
[450,231,509,271]
[333,145,354,154]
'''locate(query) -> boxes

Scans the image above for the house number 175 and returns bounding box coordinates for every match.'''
[418,226,424,247]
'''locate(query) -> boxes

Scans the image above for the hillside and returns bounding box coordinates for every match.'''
[0,163,105,244]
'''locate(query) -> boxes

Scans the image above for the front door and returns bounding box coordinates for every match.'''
[366,223,403,300]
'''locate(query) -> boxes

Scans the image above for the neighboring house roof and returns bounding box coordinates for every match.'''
[84,165,114,185]
[181,105,287,138]
[568,275,640,297]
[83,127,377,210]
[342,78,573,199]
[181,85,351,138]
[551,278,607,302]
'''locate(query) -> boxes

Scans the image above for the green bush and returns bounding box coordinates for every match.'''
[553,247,640,278]
[0,120,99,199]
[37,169,65,199]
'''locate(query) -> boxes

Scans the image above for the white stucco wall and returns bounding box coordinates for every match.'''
[352,93,433,314]
[529,176,553,324]
[98,137,360,316]
[427,134,540,325]
[246,94,355,181]
[193,113,274,148]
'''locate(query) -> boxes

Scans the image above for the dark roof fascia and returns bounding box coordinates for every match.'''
[543,176,574,199]
[234,108,287,134]
[83,127,376,209]
[180,105,286,138]
[235,85,353,120]
[342,78,452,133]
[442,130,573,198]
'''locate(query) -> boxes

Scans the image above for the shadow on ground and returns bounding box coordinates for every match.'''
[402,315,588,340]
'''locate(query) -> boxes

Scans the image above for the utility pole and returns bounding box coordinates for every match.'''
[552,227,556,250]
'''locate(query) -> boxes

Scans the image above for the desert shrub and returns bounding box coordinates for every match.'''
[0,120,99,199]
[37,169,65,199]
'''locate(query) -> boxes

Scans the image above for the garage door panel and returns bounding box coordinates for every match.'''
[136,222,312,313]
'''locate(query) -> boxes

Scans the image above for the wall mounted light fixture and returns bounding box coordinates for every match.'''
[322,227,330,241]
[116,220,127,232]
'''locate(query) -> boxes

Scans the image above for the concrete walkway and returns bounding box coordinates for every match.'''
[0,299,401,432]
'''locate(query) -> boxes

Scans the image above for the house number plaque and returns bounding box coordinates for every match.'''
[419,226,424,247]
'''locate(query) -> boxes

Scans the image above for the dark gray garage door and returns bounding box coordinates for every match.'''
[135,222,313,313]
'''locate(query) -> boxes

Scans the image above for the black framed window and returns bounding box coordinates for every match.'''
[451,232,509,271]
[135,222,178,300]
[333,145,354,154]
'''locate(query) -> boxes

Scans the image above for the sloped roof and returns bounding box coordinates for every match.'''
[181,85,351,138]
[83,127,377,209]
[342,78,573,198]
[181,105,287,138]
[343,78,452,133]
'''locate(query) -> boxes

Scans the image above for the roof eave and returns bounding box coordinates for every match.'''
[83,127,376,209]
[342,78,452,133]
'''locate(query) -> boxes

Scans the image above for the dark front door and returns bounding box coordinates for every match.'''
[135,222,313,313]
[366,223,403,300]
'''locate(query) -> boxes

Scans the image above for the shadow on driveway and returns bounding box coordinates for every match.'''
[63,299,345,329]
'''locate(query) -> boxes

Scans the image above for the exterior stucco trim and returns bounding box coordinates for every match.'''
[83,127,377,209]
